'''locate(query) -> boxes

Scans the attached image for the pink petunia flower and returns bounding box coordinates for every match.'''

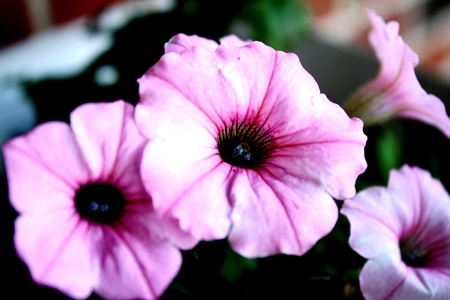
[136,33,367,258]
[341,165,450,299]
[3,100,196,299]
[343,10,450,138]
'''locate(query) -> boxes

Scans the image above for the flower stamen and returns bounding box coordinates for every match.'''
[217,120,275,168]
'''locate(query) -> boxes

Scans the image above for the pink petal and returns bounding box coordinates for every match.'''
[14,211,92,299]
[137,35,366,255]
[92,217,182,299]
[358,254,430,300]
[164,33,219,54]
[228,169,337,257]
[3,122,89,214]
[219,34,251,47]
[270,93,366,200]
[342,165,450,299]
[70,100,146,184]
[345,10,450,138]
[140,41,304,128]
[164,33,250,54]
[140,136,233,240]
[361,257,448,299]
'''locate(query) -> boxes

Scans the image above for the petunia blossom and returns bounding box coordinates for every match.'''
[3,100,196,299]
[341,165,450,300]
[136,33,367,258]
[343,10,450,138]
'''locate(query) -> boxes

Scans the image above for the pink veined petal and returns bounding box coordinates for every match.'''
[365,9,413,89]
[341,187,405,259]
[346,10,450,138]
[228,168,338,258]
[70,100,147,184]
[3,122,90,214]
[410,268,450,300]
[92,217,182,300]
[343,165,450,300]
[164,33,219,54]
[73,100,199,249]
[270,93,366,200]
[358,254,431,300]
[140,135,233,240]
[140,41,304,128]
[14,210,92,299]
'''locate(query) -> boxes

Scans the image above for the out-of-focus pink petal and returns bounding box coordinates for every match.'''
[342,165,450,299]
[5,100,190,298]
[92,218,182,300]
[70,100,146,184]
[228,169,337,257]
[14,211,91,299]
[411,268,450,299]
[358,254,427,300]
[3,122,89,214]
[364,10,416,90]
[344,10,450,138]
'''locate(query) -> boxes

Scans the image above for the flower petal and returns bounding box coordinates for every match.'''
[341,186,405,259]
[228,169,337,257]
[344,10,450,138]
[14,211,92,299]
[3,122,89,214]
[137,34,366,257]
[140,135,233,240]
[343,165,450,299]
[70,100,147,184]
[164,33,219,54]
[164,34,250,55]
[270,93,367,200]
[92,217,182,300]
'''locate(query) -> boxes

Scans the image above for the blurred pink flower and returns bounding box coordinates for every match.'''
[343,10,450,138]
[341,165,450,299]
[3,100,196,299]
[136,34,367,258]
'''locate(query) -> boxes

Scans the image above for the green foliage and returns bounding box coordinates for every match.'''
[376,122,403,184]
[220,242,258,282]
[230,0,312,50]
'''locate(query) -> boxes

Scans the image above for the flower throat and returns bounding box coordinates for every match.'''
[217,120,276,169]
[75,182,126,224]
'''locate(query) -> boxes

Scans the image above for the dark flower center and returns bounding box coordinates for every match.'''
[74,182,126,224]
[217,120,276,169]
[400,238,428,267]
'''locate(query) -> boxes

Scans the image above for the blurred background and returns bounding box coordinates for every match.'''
[1,0,449,299]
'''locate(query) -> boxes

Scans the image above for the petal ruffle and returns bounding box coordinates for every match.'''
[343,165,450,299]
[70,100,148,185]
[228,169,338,257]
[3,122,89,214]
[270,93,367,200]
[344,10,450,138]
[14,211,92,299]
[137,34,366,256]
[140,134,233,240]
[164,33,250,54]
[92,217,182,300]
